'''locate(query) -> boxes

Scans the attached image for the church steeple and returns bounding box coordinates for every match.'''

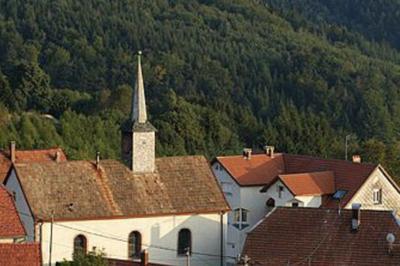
[121,51,156,173]
[131,51,148,124]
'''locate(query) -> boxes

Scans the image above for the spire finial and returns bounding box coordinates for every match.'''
[131,50,147,123]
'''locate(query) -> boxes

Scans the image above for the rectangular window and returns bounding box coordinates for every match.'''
[233,208,249,230]
[292,202,299,207]
[241,209,248,223]
[233,209,241,223]
[278,186,284,198]
[373,188,382,204]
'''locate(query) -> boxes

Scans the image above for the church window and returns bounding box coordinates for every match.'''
[177,229,192,255]
[73,234,87,255]
[128,231,142,259]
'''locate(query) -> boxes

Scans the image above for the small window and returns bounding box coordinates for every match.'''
[373,188,382,204]
[128,231,142,259]
[177,229,192,256]
[233,208,249,230]
[292,202,299,207]
[73,235,87,255]
[266,198,275,208]
[278,186,284,198]
[12,191,16,201]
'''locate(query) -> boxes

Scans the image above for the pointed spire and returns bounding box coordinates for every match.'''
[131,50,148,124]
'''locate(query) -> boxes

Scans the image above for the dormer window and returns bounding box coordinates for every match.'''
[373,188,382,204]
[233,208,249,230]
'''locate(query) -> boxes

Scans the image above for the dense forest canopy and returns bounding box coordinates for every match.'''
[1,0,400,178]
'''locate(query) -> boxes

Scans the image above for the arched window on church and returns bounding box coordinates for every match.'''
[128,231,142,259]
[177,229,192,255]
[73,234,87,255]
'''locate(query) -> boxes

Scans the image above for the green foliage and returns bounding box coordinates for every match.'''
[0,0,400,179]
[57,249,107,266]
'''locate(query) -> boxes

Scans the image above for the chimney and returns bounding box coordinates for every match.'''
[264,145,275,158]
[55,151,61,163]
[352,155,361,163]
[95,152,100,170]
[9,141,16,163]
[140,250,149,266]
[351,203,361,232]
[243,148,252,160]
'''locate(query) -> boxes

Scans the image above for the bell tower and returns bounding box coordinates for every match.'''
[121,51,156,172]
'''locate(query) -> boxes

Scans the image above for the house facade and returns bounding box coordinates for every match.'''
[212,148,400,264]
[5,52,229,266]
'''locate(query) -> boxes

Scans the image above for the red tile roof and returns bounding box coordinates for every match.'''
[216,154,285,186]
[0,185,25,238]
[279,171,335,196]
[216,153,378,207]
[0,243,41,266]
[242,207,400,265]
[0,147,67,182]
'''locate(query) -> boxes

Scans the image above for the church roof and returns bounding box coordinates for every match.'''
[0,147,67,182]
[11,156,229,221]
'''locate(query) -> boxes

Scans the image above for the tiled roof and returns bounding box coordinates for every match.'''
[215,153,377,207]
[0,243,41,266]
[0,185,25,238]
[216,154,285,186]
[13,156,229,221]
[0,147,67,182]
[242,207,400,265]
[283,154,377,208]
[279,171,335,196]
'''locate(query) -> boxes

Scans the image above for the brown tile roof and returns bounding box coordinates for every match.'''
[242,207,400,265]
[0,147,67,182]
[216,154,285,186]
[0,243,41,266]
[0,185,26,238]
[13,156,229,221]
[279,171,335,196]
[216,153,378,207]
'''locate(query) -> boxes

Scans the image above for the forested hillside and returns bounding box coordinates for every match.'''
[1,1,400,177]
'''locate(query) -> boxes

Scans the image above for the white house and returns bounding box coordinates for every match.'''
[212,148,400,265]
[5,52,229,266]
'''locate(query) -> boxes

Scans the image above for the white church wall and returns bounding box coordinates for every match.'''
[41,213,225,266]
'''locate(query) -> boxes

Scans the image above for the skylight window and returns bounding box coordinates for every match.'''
[332,189,347,200]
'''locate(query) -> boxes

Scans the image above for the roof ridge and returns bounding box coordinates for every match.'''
[282,153,378,167]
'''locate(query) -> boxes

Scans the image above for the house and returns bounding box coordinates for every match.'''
[0,185,41,265]
[0,185,26,243]
[212,148,400,264]
[0,243,41,266]
[0,142,67,182]
[5,52,229,266]
[241,206,400,265]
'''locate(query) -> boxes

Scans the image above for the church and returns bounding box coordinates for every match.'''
[4,52,229,266]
